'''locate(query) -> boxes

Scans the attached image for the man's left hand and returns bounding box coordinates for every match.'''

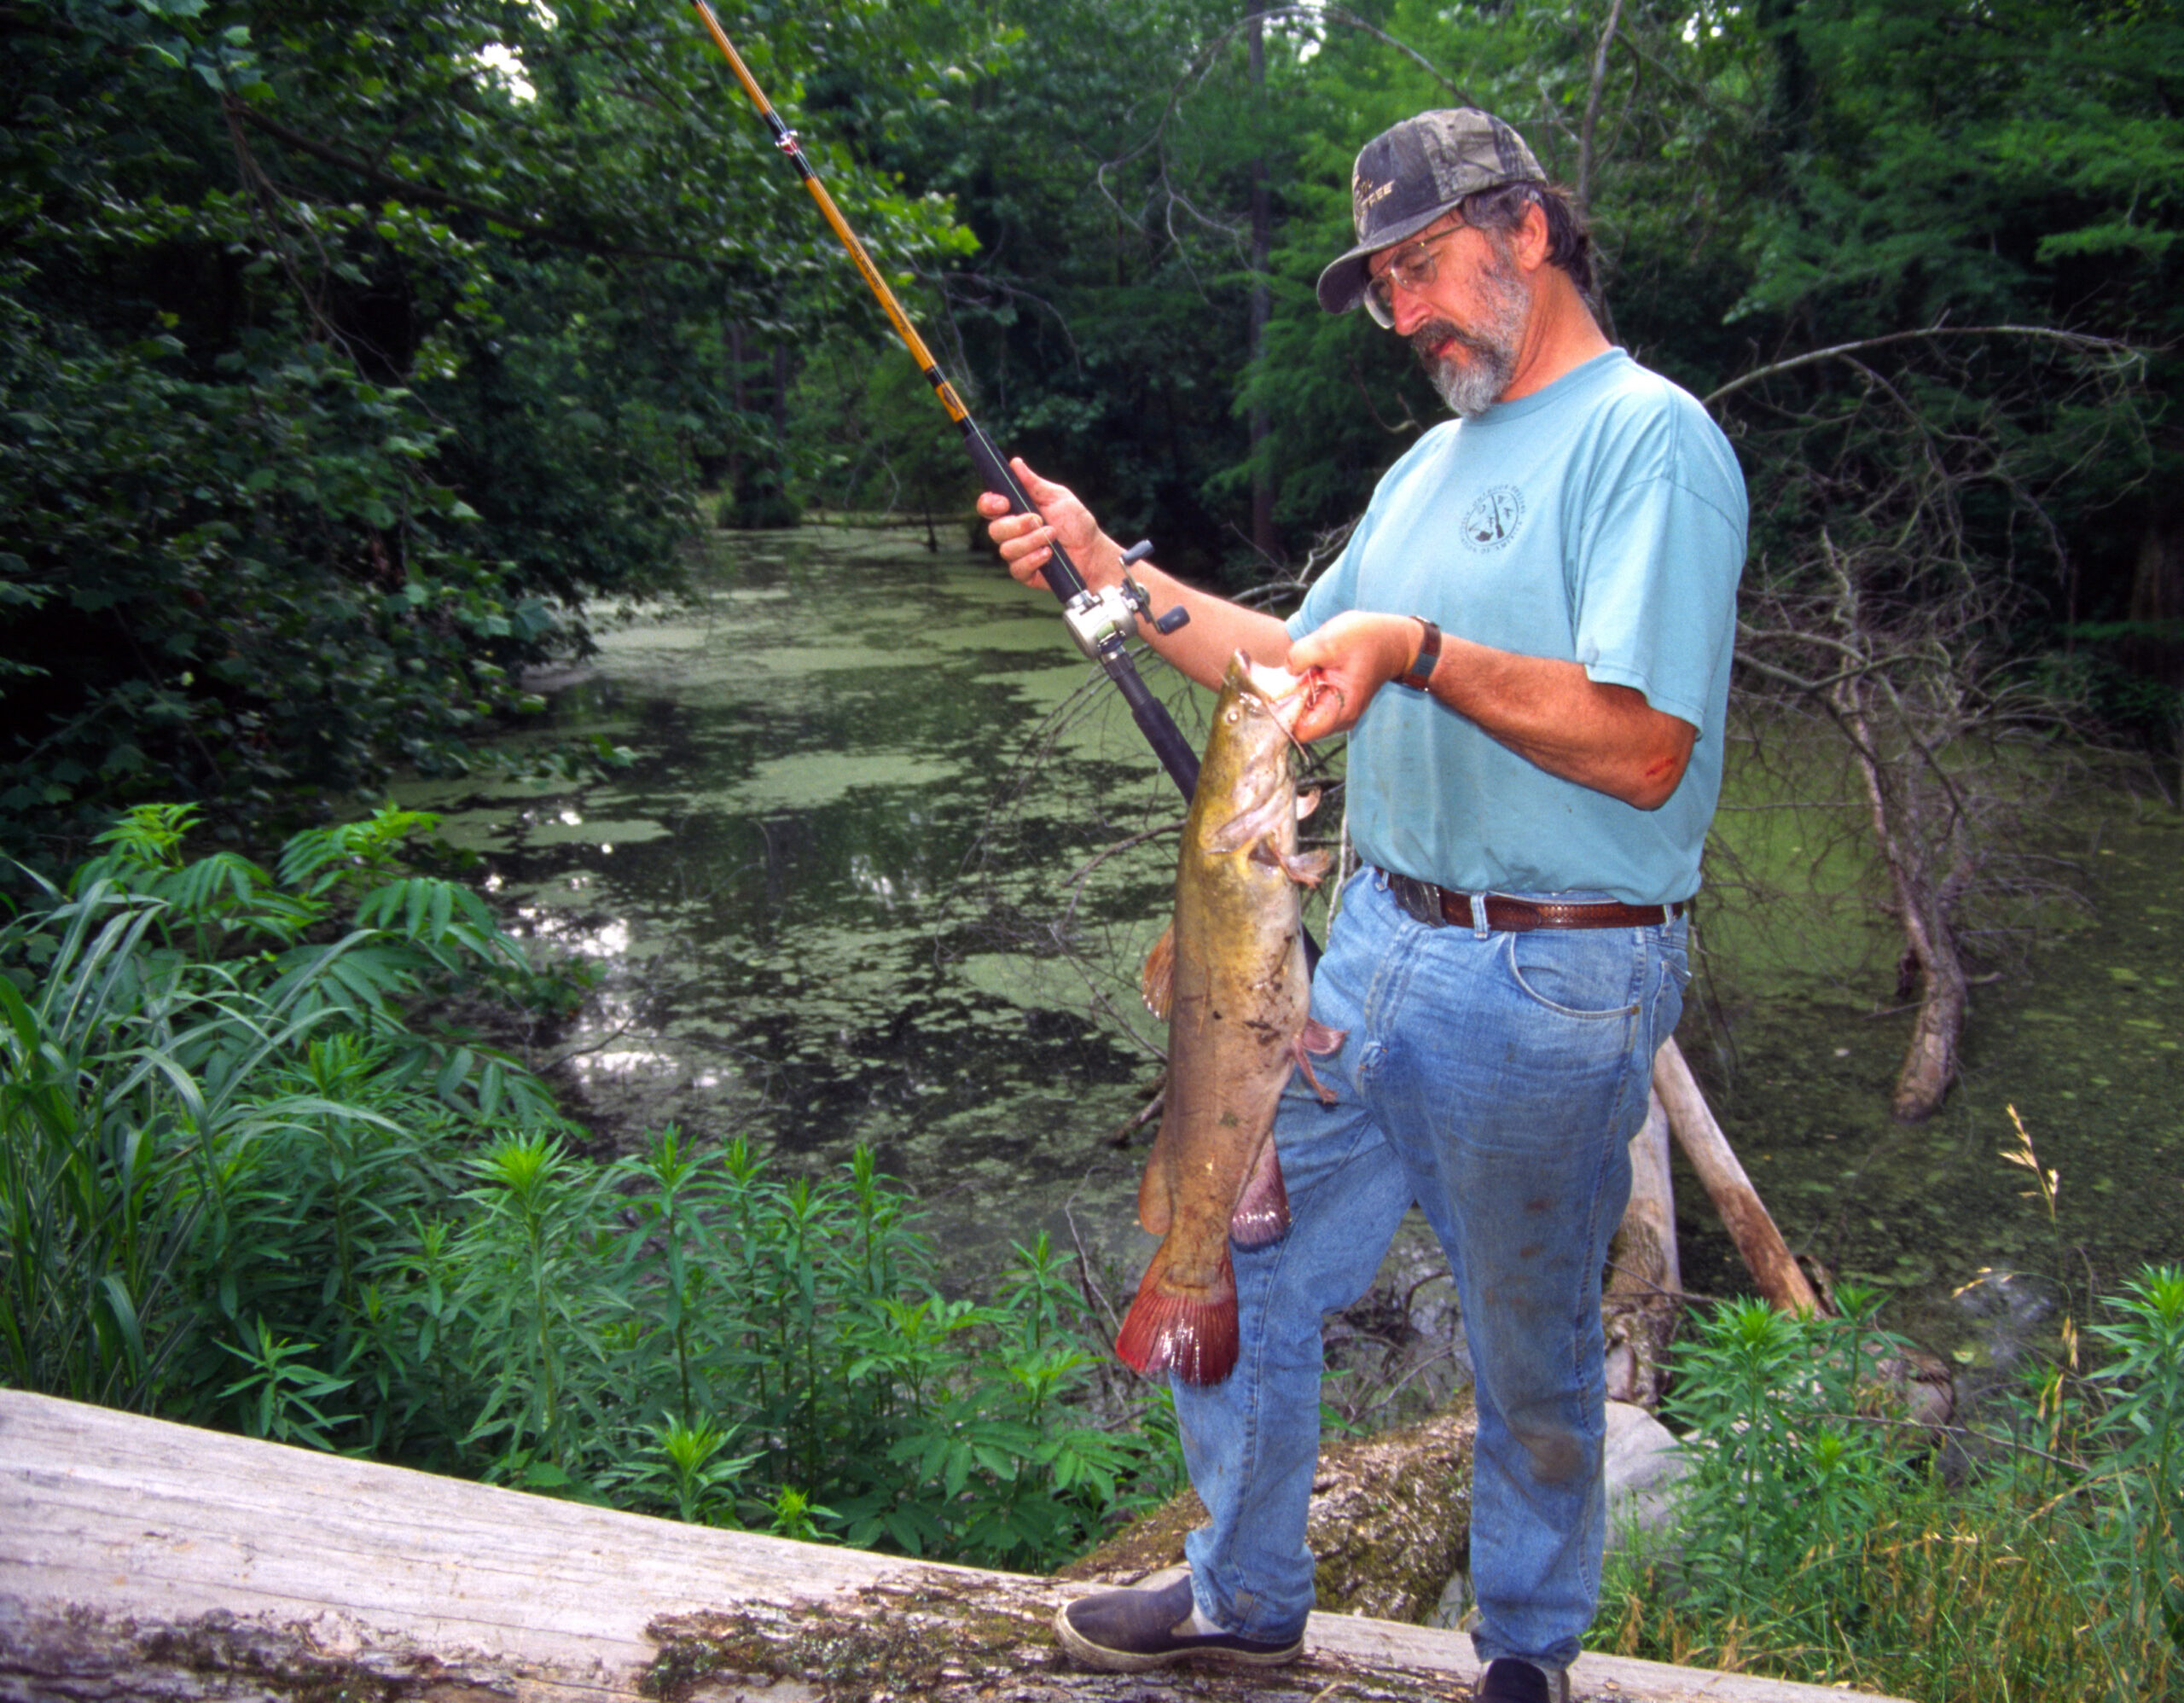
[1287,612,1423,743]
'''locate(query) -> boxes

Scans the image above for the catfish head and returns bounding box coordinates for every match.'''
[1194,652,1332,882]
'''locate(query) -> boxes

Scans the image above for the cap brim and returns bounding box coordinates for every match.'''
[1315,198,1466,314]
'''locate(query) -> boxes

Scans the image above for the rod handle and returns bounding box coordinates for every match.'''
[960,418,1087,602]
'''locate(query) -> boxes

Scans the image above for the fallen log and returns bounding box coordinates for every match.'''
[0,1388,1908,1703]
[1653,1037,1822,1315]
[1060,1395,1479,1623]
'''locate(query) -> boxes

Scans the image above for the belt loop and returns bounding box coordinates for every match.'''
[1468,891,1490,939]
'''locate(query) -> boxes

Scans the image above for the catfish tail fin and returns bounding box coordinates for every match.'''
[1113,1246,1239,1386]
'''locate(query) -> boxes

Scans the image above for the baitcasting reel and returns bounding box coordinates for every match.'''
[1060,540,1190,662]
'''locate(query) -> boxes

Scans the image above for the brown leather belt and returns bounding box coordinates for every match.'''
[1382,869,1686,933]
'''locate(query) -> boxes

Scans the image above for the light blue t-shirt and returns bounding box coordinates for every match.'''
[1287,348,1746,905]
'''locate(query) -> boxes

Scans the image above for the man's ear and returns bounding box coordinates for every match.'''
[1513,199,1553,272]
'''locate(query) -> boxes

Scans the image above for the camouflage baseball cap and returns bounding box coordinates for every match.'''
[1316,108,1547,315]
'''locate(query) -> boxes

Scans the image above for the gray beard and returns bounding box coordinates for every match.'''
[1423,336,1517,417]
[1410,242,1528,418]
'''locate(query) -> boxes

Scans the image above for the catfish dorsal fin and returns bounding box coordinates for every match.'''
[1141,922,1176,1020]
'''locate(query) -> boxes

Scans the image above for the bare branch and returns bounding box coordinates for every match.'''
[1705,323,2142,409]
[1575,0,1628,220]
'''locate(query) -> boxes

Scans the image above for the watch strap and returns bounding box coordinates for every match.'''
[1395,618,1441,692]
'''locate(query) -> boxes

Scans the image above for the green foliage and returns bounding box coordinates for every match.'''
[0,0,979,857]
[0,802,566,1409]
[10,0,2180,841]
[0,805,1176,1571]
[1649,1287,1918,1644]
[1600,1277,2184,1700]
[787,334,976,532]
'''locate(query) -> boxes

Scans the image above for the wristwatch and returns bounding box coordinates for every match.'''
[1394,618,1441,692]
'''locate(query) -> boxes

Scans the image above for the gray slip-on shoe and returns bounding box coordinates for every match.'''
[1052,1572,1304,1673]
[1476,1656,1572,1703]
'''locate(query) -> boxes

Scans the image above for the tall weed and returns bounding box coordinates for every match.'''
[0,805,1176,1571]
[1600,1274,2184,1701]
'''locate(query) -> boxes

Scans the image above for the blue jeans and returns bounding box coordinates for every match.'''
[1174,869,1688,1671]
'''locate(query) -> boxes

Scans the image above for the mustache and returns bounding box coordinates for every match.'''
[1409,318,1490,363]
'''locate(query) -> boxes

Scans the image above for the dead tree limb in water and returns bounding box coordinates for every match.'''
[1653,1039,1821,1314]
[1817,532,1973,1120]
[1713,324,2142,1121]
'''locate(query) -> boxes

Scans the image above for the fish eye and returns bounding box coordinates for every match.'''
[1224,707,1241,724]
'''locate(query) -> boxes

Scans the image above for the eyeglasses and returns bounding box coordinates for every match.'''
[1363,217,1467,328]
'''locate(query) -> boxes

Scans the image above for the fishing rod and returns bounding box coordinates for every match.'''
[690,0,1202,801]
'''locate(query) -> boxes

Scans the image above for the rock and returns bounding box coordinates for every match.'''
[1603,1400,1690,1556]
[1429,1401,1690,1632]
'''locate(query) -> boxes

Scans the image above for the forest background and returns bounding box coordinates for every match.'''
[7,4,2184,1690]
[4,0,2183,869]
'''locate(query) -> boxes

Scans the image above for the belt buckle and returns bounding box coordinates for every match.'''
[1389,872,1443,927]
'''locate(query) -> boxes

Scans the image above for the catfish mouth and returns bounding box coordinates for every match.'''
[1228,652,1311,718]
[1227,651,1335,745]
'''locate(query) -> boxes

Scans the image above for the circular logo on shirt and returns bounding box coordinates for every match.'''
[1461,485,1525,551]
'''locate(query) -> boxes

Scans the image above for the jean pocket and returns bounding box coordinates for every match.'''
[1499,927,1644,1020]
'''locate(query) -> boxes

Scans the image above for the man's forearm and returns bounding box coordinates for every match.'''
[1110,555,1294,690]
[1423,635,1694,810]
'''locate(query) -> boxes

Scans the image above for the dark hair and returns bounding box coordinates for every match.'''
[1460,182,1594,302]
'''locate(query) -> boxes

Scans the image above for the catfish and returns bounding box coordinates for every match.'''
[1118,653,1345,1386]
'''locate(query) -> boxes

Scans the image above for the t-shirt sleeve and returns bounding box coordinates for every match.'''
[1287,504,1374,640]
[1570,432,1745,733]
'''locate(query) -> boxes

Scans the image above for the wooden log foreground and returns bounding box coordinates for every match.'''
[0,1390,1905,1703]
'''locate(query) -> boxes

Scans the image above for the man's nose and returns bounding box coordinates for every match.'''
[1390,282,1433,337]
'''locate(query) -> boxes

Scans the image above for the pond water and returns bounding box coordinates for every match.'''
[1682,782,2184,1363]
[404,525,1194,1287]
[406,525,2182,1367]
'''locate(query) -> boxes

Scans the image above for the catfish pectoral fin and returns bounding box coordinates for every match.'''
[1292,1022,1348,1104]
[1280,847,1333,886]
[1114,1247,1239,1386]
[1228,1136,1290,1248]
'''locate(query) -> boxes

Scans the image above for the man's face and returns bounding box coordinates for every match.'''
[1366,218,1531,418]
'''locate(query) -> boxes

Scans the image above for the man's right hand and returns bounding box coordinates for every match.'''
[977,457,1120,594]
[977,456,1296,696]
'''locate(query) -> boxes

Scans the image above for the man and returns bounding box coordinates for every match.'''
[981,108,1745,1703]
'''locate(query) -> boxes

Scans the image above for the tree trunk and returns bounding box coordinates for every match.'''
[1653,1039,1822,1314]
[1604,1086,1680,1406]
[1572,0,1624,333]
[1246,1,1277,562]
[2127,506,2184,802]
